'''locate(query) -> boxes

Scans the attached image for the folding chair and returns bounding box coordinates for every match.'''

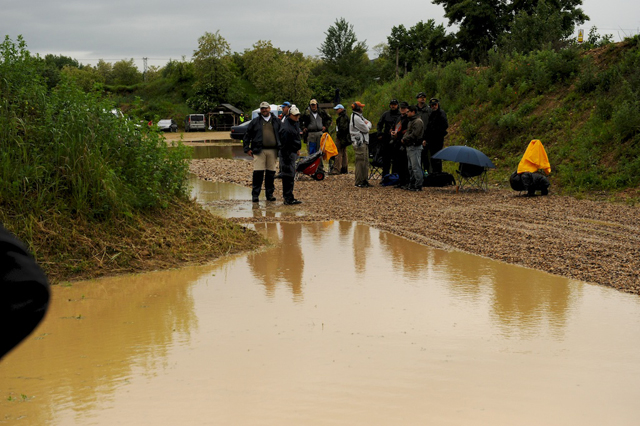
[456,162,488,191]
[368,132,383,180]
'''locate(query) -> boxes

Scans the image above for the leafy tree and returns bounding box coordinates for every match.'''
[387,20,454,75]
[189,31,235,112]
[432,0,588,62]
[499,0,589,53]
[61,64,105,92]
[317,17,370,99]
[111,58,142,86]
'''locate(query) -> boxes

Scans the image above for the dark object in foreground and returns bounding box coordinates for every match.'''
[423,172,456,187]
[510,171,550,196]
[1,224,50,360]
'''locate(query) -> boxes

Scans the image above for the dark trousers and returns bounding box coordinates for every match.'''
[251,170,275,199]
[282,176,295,202]
[380,135,394,176]
[428,142,444,174]
[393,146,409,185]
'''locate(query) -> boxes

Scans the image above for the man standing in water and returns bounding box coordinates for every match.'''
[243,102,281,203]
[279,106,303,205]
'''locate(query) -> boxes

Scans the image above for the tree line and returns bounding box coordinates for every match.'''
[25,0,608,120]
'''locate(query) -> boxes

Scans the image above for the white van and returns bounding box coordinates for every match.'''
[251,104,283,120]
[185,114,206,132]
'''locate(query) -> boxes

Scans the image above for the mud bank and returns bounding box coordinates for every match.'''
[190,158,640,295]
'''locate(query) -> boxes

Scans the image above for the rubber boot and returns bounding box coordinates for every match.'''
[265,170,276,201]
[282,176,301,204]
[252,170,264,202]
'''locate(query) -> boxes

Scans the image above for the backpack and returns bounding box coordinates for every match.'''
[423,172,456,187]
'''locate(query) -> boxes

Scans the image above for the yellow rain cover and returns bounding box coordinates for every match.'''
[321,132,338,161]
[517,139,551,174]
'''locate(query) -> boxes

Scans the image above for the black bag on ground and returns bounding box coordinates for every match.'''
[423,171,456,187]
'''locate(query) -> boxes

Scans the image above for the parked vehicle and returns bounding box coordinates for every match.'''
[157,119,178,132]
[230,121,250,140]
[185,114,206,132]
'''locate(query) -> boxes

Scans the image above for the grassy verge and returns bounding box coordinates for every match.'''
[0,199,265,283]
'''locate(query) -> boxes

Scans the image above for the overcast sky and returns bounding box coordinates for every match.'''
[3,0,640,70]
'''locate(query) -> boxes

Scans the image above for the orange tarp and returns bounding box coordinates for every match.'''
[517,139,551,174]
[320,133,338,161]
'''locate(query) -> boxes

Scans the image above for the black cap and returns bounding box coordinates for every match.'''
[407,105,417,113]
[416,92,427,99]
[429,98,439,105]
[399,101,410,108]
[389,99,398,105]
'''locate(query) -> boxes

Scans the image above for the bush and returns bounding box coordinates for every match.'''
[0,36,191,221]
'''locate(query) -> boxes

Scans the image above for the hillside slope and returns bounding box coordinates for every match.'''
[360,38,640,199]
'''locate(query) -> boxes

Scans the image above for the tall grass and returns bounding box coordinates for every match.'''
[0,36,191,241]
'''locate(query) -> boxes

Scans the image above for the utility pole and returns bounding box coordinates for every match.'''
[143,57,148,82]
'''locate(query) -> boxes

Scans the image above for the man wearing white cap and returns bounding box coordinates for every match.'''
[279,105,303,204]
[301,99,332,155]
[331,104,350,174]
[243,102,282,202]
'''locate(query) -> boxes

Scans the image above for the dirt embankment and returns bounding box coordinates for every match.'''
[191,158,640,296]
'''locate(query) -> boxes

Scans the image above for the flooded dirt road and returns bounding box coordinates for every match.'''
[2,222,640,425]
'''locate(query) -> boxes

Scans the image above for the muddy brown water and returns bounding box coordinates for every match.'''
[2,221,640,425]
[189,144,251,160]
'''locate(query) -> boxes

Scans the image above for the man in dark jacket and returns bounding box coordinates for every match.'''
[1,224,50,359]
[415,92,431,172]
[243,102,282,202]
[425,98,449,173]
[331,104,350,175]
[376,99,401,177]
[390,101,410,188]
[279,106,303,205]
[300,99,332,155]
[402,105,425,191]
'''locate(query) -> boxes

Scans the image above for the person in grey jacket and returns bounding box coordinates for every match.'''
[402,105,425,191]
[349,101,373,187]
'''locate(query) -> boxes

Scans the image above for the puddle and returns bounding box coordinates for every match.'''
[189,144,250,160]
[2,222,640,425]
[188,175,305,219]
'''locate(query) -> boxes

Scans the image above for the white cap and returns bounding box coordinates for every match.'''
[289,106,301,115]
[259,101,270,108]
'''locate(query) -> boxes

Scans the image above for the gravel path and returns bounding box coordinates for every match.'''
[191,158,640,296]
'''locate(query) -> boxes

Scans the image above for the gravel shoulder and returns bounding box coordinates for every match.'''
[191,158,640,296]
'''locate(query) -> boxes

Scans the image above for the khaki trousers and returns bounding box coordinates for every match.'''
[354,143,369,185]
[253,149,278,171]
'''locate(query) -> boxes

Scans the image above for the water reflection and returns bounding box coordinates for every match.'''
[352,223,372,275]
[0,265,207,425]
[190,144,251,160]
[2,222,640,425]
[247,223,305,302]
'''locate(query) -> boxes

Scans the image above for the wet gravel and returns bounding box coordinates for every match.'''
[191,158,640,296]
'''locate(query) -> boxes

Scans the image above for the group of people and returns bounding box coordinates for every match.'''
[349,92,449,190]
[242,93,448,204]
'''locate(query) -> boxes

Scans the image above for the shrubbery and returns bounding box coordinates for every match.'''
[0,36,191,224]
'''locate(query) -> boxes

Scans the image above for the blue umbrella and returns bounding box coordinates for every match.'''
[432,146,496,168]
